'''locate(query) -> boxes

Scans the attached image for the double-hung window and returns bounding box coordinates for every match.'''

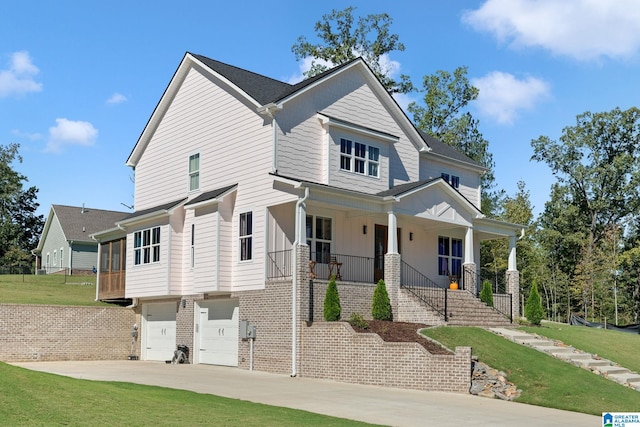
[306,215,332,263]
[239,212,252,261]
[134,226,161,265]
[438,236,462,278]
[340,138,379,178]
[441,172,460,189]
[189,153,200,191]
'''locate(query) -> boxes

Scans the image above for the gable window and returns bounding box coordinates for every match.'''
[134,226,161,265]
[441,172,460,189]
[306,215,332,263]
[239,212,252,261]
[340,138,379,178]
[189,153,200,191]
[438,236,462,278]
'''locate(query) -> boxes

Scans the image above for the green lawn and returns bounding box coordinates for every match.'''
[520,322,640,374]
[0,363,378,427]
[422,326,640,415]
[0,274,107,306]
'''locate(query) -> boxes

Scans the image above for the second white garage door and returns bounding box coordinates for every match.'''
[196,299,239,366]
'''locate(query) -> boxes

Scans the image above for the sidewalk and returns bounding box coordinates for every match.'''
[11,360,599,426]
[489,327,640,391]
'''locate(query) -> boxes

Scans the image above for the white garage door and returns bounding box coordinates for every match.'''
[196,299,239,366]
[143,302,176,361]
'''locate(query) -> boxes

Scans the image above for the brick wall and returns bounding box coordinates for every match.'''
[300,321,472,393]
[0,304,137,362]
[397,289,445,325]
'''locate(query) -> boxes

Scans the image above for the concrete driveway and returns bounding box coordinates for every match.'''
[11,360,599,426]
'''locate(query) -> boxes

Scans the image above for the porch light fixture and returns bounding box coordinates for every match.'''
[363,225,367,235]
[181,299,186,308]
[409,232,414,241]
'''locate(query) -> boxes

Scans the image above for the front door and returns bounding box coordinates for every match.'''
[374,225,401,283]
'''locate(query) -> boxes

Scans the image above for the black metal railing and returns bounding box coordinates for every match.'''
[266,249,293,279]
[492,293,513,323]
[309,252,375,283]
[400,261,448,321]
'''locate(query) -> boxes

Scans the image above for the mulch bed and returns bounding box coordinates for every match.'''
[349,320,452,355]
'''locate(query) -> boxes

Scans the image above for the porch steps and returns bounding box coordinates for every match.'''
[444,290,512,327]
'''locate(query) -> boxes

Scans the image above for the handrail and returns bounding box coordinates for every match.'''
[400,261,448,321]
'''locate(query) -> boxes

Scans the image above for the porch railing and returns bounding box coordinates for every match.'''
[310,252,376,283]
[400,261,448,321]
[492,293,513,323]
[267,249,293,279]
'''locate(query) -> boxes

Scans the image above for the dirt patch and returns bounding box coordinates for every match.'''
[350,320,452,355]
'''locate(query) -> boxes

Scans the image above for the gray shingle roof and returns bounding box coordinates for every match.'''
[123,198,187,221]
[375,179,439,197]
[184,184,237,207]
[52,205,129,242]
[419,130,482,168]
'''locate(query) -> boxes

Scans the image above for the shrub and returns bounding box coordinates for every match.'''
[525,281,545,325]
[372,279,392,321]
[323,276,341,321]
[479,280,494,307]
[348,312,369,329]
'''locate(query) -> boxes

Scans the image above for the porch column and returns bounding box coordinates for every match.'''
[463,227,477,293]
[384,210,400,319]
[506,235,520,320]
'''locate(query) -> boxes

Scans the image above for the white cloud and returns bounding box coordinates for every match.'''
[463,0,640,61]
[106,92,127,105]
[46,118,98,153]
[471,72,550,124]
[0,51,43,98]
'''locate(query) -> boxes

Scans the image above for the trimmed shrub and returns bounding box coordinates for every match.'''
[525,281,545,325]
[372,279,392,321]
[323,276,341,321]
[349,312,369,330]
[479,280,494,307]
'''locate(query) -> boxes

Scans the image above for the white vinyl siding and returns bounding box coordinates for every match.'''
[125,223,170,298]
[420,158,481,209]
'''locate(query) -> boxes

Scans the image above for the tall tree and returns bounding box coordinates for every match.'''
[292,6,413,94]
[0,143,44,270]
[408,67,497,214]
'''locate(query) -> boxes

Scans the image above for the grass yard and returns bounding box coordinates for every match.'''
[0,274,107,306]
[520,322,640,374]
[0,363,378,427]
[422,326,640,415]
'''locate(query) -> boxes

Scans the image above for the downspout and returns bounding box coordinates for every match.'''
[291,186,309,377]
[95,239,101,301]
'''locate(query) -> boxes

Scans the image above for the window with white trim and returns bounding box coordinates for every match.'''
[239,212,252,261]
[134,226,161,265]
[438,236,462,277]
[189,153,200,191]
[306,215,332,263]
[53,250,57,267]
[441,172,460,189]
[60,248,64,269]
[340,138,379,177]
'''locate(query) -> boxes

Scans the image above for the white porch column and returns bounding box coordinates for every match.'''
[508,235,517,271]
[387,210,398,254]
[464,227,474,264]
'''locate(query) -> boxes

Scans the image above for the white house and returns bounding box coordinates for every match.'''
[95,52,522,381]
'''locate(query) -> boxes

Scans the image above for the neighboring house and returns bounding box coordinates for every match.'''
[33,205,128,277]
[95,53,523,380]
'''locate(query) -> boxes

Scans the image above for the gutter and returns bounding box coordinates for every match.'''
[291,185,309,377]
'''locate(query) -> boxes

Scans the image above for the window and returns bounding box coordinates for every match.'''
[239,212,252,261]
[134,226,161,265]
[438,236,463,277]
[189,153,200,191]
[441,172,460,189]
[53,250,57,267]
[306,215,332,263]
[190,224,195,269]
[60,248,64,269]
[340,138,379,177]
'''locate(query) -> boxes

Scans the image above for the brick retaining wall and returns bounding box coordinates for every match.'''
[0,304,137,362]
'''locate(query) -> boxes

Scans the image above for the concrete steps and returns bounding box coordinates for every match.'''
[489,327,640,392]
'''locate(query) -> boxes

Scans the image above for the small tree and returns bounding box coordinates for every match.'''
[479,280,494,307]
[525,281,545,325]
[323,276,341,321]
[372,279,392,321]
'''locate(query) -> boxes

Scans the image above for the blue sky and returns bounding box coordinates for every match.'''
[2,0,639,218]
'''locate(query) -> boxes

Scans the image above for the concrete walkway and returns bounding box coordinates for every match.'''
[11,360,599,426]
[489,327,640,391]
